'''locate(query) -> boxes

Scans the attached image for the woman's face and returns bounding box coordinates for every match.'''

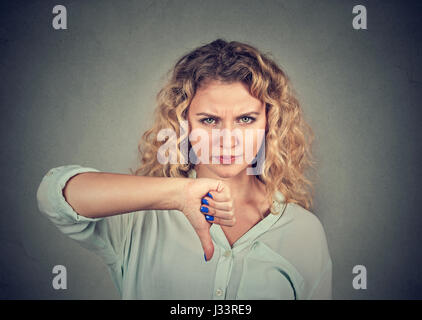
[187,80,267,179]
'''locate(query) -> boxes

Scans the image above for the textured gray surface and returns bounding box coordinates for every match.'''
[0,0,421,299]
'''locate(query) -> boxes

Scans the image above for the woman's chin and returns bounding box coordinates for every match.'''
[210,164,247,179]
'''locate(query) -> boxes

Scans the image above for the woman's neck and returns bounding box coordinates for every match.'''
[194,165,264,202]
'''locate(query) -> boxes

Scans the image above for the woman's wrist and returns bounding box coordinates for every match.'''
[157,177,189,212]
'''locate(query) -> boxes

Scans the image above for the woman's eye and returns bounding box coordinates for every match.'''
[239,116,255,124]
[200,116,255,125]
[201,118,216,125]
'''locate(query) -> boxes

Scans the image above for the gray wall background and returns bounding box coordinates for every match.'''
[0,0,421,299]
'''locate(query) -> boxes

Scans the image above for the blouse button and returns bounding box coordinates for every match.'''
[215,288,224,296]
[223,250,231,258]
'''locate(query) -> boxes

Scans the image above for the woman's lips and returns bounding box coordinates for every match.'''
[212,155,243,164]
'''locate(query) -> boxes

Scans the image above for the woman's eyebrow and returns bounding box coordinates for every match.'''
[195,111,261,118]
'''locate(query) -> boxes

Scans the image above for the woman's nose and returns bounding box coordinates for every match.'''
[219,127,241,149]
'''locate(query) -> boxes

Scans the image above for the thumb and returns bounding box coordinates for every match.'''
[196,227,214,262]
[213,180,224,193]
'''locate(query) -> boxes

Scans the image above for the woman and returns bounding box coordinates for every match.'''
[36,39,332,299]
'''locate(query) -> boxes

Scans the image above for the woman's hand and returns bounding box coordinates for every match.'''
[178,178,235,261]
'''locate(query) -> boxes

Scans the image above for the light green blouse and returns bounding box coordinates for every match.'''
[36,165,332,299]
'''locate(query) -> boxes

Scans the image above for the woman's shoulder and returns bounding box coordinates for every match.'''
[286,203,326,231]
[271,200,329,248]
[272,191,324,228]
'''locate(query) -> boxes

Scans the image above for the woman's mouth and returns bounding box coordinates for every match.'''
[212,155,243,164]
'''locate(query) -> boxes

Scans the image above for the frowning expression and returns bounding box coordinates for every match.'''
[187,80,266,178]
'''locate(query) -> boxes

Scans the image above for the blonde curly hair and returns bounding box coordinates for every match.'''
[130,38,317,213]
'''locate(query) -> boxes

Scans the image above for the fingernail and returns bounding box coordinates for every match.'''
[201,198,209,205]
[207,192,213,199]
[204,253,207,262]
[205,215,214,221]
[200,206,209,213]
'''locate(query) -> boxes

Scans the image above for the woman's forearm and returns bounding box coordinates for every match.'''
[62,171,188,218]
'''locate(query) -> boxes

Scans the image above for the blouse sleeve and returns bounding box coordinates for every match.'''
[36,165,133,267]
[291,207,333,300]
[307,258,333,299]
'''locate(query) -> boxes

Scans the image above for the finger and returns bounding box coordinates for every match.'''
[200,205,235,220]
[206,215,236,227]
[206,191,230,202]
[207,185,231,202]
[195,227,214,261]
[202,197,233,212]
